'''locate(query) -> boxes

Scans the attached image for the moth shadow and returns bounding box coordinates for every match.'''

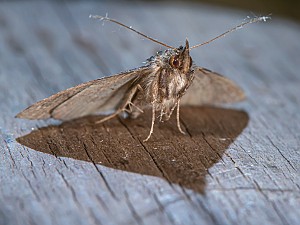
[16,106,249,194]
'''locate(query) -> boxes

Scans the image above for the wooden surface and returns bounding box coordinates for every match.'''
[1,1,300,225]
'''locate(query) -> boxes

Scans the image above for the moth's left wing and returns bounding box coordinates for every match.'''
[181,66,245,106]
[16,66,150,121]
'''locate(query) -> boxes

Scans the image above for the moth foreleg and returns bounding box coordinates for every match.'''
[176,99,185,134]
[143,103,156,142]
[164,102,177,121]
[159,108,165,122]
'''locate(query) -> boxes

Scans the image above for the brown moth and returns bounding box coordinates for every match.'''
[16,15,270,141]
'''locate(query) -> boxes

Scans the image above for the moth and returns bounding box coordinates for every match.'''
[16,15,270,141]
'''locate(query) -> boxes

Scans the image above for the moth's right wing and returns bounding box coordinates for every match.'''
[16,67,150,120]
[181,66,245,106]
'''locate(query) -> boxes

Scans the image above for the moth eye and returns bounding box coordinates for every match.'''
[170,55,180,68]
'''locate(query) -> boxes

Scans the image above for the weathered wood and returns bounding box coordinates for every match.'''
[1,1,300,225]
[16,107,249,194]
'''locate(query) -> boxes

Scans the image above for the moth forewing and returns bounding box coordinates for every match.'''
[16,80,95,120]
[16,68,147,120]
[180,67,245,106]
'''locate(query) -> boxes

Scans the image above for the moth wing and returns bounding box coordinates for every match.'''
[16,67,149,120]
[181,66,245,105]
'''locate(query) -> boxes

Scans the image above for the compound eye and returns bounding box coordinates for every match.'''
[169,55,180,68]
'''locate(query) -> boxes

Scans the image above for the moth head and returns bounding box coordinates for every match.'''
[169,39,192,74]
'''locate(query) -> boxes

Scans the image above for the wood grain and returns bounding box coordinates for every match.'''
[17,107,249,194]
[1,1,300,225]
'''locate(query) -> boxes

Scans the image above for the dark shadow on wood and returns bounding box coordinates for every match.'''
[16,106,249,193]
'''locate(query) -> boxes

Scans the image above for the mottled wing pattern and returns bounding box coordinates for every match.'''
[16,67,149,120]
[181,66,245,105]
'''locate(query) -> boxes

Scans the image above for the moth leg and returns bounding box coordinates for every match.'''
[143,103,156,142]
[96,84,140,124]
[137,84,143,92]
[127,102,144,114]
[127,84,144,114]
[176,99,185,134]
[164,103,177,121]
[95,109,123,124]
[159,108,165,122]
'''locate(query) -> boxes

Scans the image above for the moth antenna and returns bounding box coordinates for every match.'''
[190,15,271,50]
[90,14,175,49]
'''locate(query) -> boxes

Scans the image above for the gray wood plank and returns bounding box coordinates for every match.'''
[1,1,299,225]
